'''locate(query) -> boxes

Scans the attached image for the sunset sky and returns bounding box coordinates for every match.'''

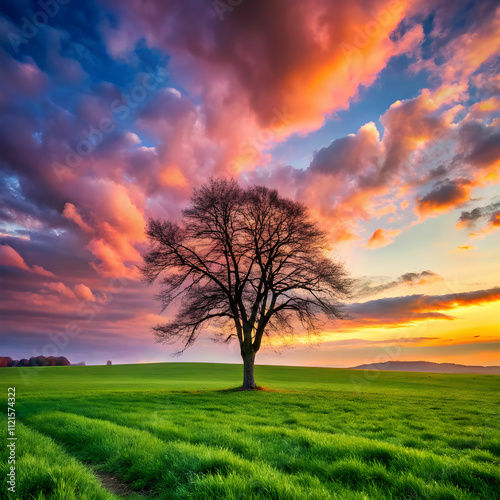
[0,0,499,367]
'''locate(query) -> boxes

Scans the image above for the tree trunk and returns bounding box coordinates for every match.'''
[241,350,256,390]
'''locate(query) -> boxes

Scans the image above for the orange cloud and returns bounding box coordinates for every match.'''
[416,179,473,218]
[103,0,430,177]
[290,16,424,134]
[467,96,500,119]
[159,164,188,188]
[367,227,401,249]
[96,1,500,255]
[87,238,132,278]
[454,245,477,252]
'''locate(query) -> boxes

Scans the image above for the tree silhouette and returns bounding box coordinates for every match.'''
[141,178,352,390]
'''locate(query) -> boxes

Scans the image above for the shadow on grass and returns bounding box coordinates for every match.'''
[217,386,292,393]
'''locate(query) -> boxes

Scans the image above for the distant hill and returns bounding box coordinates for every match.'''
[349,361,500,375]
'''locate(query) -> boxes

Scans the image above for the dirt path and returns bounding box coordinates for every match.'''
[93,470,147,498]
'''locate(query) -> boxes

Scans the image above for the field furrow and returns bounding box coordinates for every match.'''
[2,363,499,499]
[0,421,124,499]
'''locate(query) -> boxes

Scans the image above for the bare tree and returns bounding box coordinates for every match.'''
[140,178,352,390]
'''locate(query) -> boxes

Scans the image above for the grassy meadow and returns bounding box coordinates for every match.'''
[1,363,499,499]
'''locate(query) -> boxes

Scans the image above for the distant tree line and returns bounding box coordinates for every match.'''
[0,356,71,367]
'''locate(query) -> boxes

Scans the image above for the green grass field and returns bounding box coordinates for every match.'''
[1,363,499,499]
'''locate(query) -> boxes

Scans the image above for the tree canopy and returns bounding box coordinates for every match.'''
[141,178,352,389]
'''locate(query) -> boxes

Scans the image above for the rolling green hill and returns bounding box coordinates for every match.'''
[1,363,499,499]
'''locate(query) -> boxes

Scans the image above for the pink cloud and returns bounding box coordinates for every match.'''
[0,244,55,276]
[0,244,30,271]
[63,203,92,233]
[102,0,428,175]
[467,96,500,119]
[1,0,500,368]
[46,281,77,299]
[31,265,57,278]
[87,1,500,255]
[73,283,96,302]
[62,179,146,277]
[414,6,500,89]
[0,52,48,103]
